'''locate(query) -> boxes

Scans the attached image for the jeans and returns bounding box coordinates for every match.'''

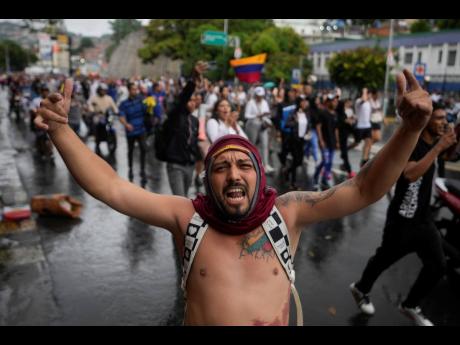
[305,129,319,162]
[314,147,335,184]
[167,162,195,197]
[356,218,446,308]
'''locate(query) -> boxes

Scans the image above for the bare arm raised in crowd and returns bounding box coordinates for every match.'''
[33,62,208,237]
[278,70,434,231]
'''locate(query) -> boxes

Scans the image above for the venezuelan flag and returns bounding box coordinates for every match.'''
[230,54,267,83]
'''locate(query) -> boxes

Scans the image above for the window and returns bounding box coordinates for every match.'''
[447,50,457,66]
[417,52,422,62]
[404,52,413,64]
[317,56,322,68]
[438,50,443,64]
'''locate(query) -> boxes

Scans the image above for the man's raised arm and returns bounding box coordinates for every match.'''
[34,80,187,234]
[278,69,433,229]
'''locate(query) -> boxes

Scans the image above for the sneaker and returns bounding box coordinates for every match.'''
[399,304,433,326]
[350,282,375,315]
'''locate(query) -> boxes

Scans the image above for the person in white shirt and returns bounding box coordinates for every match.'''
[206,99,232,143]
[369,89,383,144]
[354,88,373,167]
[244,86,274,173]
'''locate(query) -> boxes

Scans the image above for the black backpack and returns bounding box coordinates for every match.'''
[154,118,172,161]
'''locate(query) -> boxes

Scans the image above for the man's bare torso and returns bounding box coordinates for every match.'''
[174,200,300,326]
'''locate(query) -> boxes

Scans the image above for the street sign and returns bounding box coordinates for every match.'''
[234,47,242,59]
[292,68,301,84]
[201,31,228,46]
[414,62,426,83]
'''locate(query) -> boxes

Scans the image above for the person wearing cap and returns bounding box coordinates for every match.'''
[244,86,274,173]
[34,67,432,326]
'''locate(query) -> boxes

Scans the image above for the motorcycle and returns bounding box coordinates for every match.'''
[93,108,117,156]
[432,177,460,284]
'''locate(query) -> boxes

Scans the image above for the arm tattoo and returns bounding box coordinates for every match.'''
[278,178,358,208]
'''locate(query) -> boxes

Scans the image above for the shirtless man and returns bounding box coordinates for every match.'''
[34,63,432,326]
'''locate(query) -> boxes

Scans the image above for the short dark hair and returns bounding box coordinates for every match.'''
[432,101,446,112]
[127,82,137,91]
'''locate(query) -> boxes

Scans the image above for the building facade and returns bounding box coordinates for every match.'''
[309,30,460,92]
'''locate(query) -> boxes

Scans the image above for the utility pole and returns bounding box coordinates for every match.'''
[5,42,10,74]
[221,19,229,81]
[382,19,394,118]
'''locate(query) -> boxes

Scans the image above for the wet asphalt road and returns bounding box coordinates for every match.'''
[1,106,460,326]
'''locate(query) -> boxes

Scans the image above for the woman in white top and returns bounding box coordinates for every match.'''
[206,99,232,143]
[369,89,383,143]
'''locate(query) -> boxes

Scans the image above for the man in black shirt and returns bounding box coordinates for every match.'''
[350,102,458,326]
[313,94,339,190]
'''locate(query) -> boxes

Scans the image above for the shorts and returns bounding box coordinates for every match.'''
[355,128,372,141]
[371,122,382,130]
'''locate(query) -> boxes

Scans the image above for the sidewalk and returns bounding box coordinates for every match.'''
[0,89,36,244]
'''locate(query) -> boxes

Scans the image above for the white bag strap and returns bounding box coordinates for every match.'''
[181,212,208,294]
[262,206,303,326]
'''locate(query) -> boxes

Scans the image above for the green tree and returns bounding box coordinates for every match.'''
[109,19,143,45]
[139,19,275,78]
[435,19,460,30]
[410,20,432,33]
[73,36,94,55]
[327,47,386,91]
[0,40,38,72]
[139,20,309,82]
[244,26,310,82]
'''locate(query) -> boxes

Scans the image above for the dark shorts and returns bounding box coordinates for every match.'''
[355,128,372,141]
[371,122,382,130]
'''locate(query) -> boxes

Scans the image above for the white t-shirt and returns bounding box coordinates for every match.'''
[297,111,308,138]
[355,98,371,129]
[206,118,231,143]
[30,97,42,112]
[369,98,383,123]
[244,99,270,120]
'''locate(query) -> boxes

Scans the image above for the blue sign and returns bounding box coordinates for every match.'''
[292,68,301,84]
[414,63,427,83]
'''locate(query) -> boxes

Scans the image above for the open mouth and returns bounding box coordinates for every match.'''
[224,187,247,203]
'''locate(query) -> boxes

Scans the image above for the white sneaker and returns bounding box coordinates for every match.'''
[264,164,275,174]
[399,304,434,326]
[350,282,375,315]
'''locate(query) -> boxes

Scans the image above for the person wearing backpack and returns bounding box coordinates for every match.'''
[156,62,206,197]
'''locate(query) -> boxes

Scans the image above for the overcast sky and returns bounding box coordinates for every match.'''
[65,19,151,37]
[0,19,151,37]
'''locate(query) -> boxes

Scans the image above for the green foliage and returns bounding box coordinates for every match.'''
[410,20,432,33]
[327,47,386,91]
[138,19,309,81]
[435,19,460,30]
[0,40,37,72]
[109,19,143,45]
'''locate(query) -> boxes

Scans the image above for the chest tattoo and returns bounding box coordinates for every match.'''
[238,228,275,261]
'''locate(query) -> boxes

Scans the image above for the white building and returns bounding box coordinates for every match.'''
[274,19,364,44]
[308,30,460,92]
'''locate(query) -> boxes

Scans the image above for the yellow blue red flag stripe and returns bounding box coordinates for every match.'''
[230,54,267,83]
